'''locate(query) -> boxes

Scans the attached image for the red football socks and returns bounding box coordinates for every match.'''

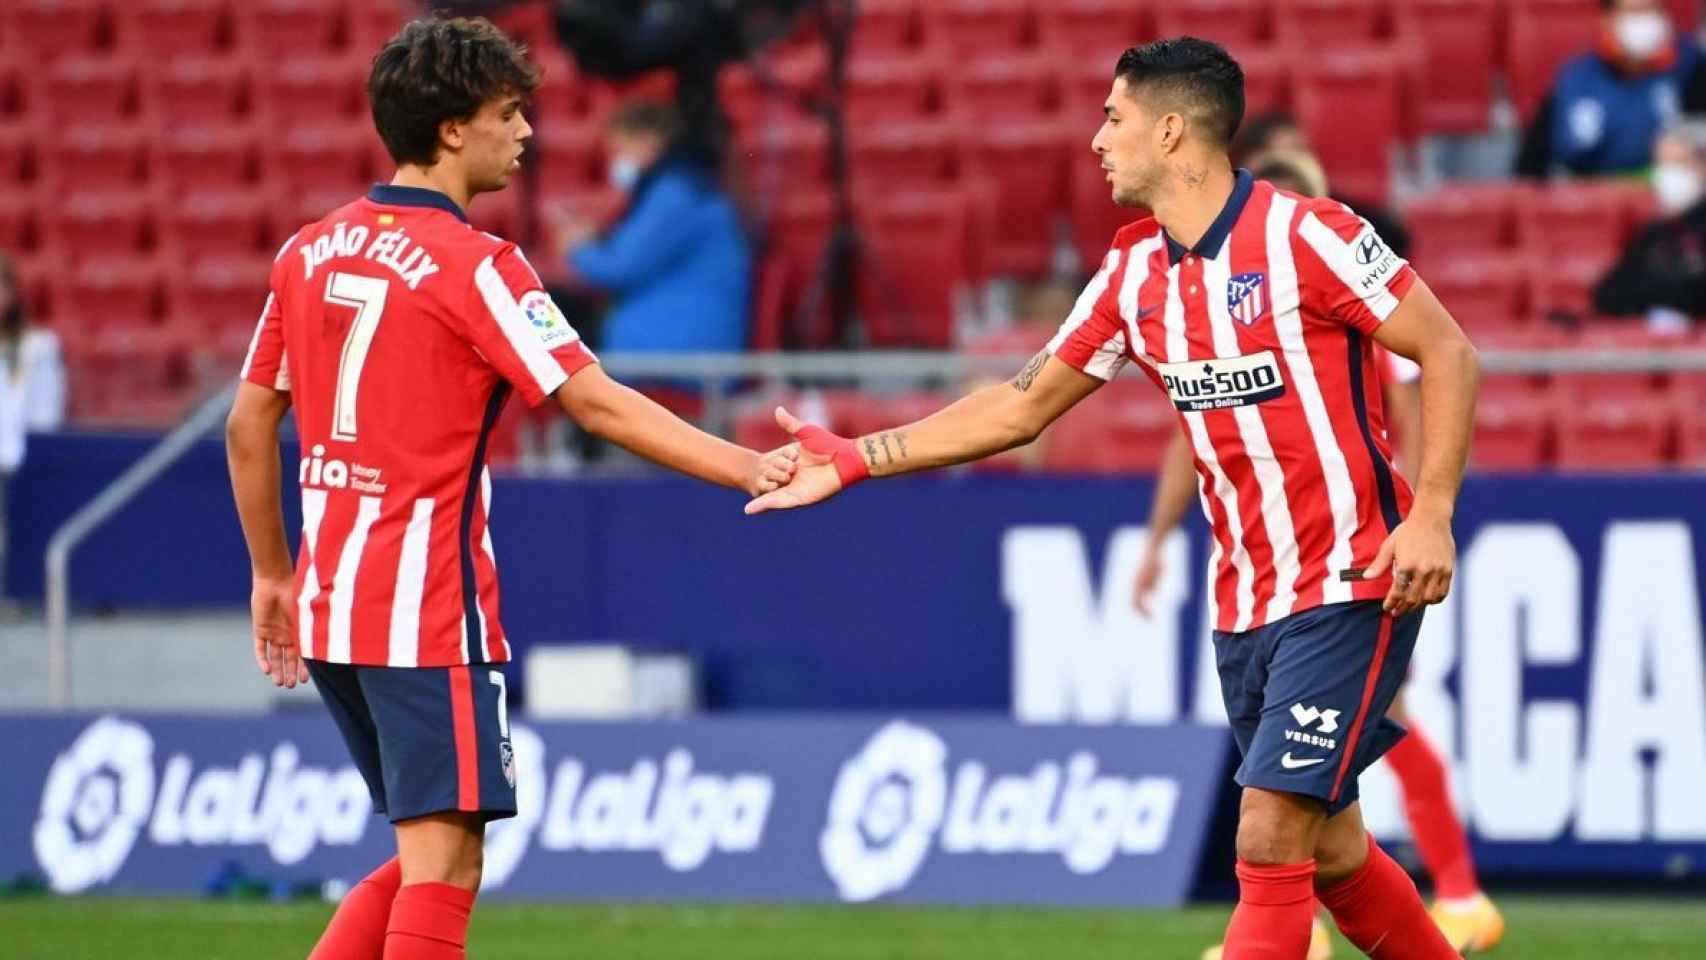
[382,882,476,960]
[1223,859,1318,959]
[308,857,402,960]
[1385,730,1481,899]
[1318,835,1459,958]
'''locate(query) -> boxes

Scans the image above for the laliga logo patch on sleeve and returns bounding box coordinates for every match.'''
[520,290,580,349]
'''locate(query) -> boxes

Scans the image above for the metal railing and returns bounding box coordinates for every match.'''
[41,346,1706,707]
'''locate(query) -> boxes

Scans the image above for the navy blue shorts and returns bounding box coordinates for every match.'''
[1213,600,1422,816]
[307,661,518,824]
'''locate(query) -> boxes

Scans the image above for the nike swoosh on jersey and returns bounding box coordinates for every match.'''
[1281,752,1328,769]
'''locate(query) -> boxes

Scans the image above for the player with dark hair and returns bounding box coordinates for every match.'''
[749,37,1478,960]
[226,18,793,960]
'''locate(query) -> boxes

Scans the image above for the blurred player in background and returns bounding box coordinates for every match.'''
[748,38,1480,960]
[225,18,793,960]
[1132,147,1505,958]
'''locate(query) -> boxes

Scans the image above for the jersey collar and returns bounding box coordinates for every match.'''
[1164,168,1254,266]
[366,184,470,223]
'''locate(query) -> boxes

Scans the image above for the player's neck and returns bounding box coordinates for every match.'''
[1151,159,1236,253]
[389,165,474,215]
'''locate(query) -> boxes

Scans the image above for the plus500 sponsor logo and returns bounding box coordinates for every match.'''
[32,717,371,893]
[819,721,1180,902]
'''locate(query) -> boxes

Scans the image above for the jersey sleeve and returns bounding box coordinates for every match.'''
[462,245,598,407]
[1292,199,1417,335]
[240,231,303,392]
[1045,246,1130,381]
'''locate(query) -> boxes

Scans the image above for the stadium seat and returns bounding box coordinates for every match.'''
[1237,47,1295,115]
[846,52,947,123]
[737,118,832,198]
[139,56,249,121]
[1553,324,1672,398]
[467,185,522,242]
[49,125,149,184]
[965,120,1069,277]
[0,118,36,183]
[529,124,604,190]
[0,0,106,62]
[1516,183,1639,266]
[232,0,346,57]
[168,255,274,333]
[1272,0,1388,47]
[149,124,257,190]
[253,56,366,126]
[765,187,838,261]
[856,0,921,53]
[1038,0,1152,67]
[0,193,36,253]
[1472,380,1553,470]
[531,49,593,125]
[1390,0,1499,133]
[950,53,1058,120]
[156,190,270,260]
[841,391,956,439]
[66,258,164,330]
[850,119,962,186]
[857,189,971,347]
[38,54,139,121]
[1062,56,1123,123]
[1528,257,1609,321]
[1293,48,1405,200]
[1553,384,1673,469]
[1069,153,1145,274]
[263,124,374,195]
[1671,380,1706,467]
[1506,0,1603,123]
[1040,378,1178,473]
[1425,255,1533,331]
[43,192,154,263]
[116,0,230,57]
[1401,182,1523,266]
[1153,0,1270,52]
[922,0,1038,57]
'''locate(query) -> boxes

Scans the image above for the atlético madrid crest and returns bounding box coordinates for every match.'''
[1228,272,1267,326]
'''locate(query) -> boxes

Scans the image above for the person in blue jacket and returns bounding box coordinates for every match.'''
[1516,0,1703,177]
[554,101,751,356]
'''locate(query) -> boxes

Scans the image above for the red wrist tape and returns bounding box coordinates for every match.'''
[794,424,869,489]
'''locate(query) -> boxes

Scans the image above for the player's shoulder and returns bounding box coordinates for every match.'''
[1108,215,1164,255]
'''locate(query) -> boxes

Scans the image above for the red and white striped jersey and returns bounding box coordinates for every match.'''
[241,184,596,667]
[1049,171,1418,633]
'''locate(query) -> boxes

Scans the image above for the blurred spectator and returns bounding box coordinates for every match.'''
[0,250,67,601]
[1236,112,1413,258]
[1516,0,1701,178]
[552,101,751,357]
[1593,119,1706,331]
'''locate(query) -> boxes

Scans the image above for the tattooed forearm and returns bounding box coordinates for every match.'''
[892,431,908,459]
[1012,351,1047,392]
[878,433,895,464]
[863,436,880,469]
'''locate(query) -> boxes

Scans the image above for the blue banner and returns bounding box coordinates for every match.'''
[2,713,1228,905]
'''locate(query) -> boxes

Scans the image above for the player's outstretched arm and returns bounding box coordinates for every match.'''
[1365,278,1480,617]
[745,351,1102,514]
[555,364,796,496]
[1133,430,1196,615]
[225,381,306,689]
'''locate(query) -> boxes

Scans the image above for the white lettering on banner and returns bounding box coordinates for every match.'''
[1579,522,1706,841]
[1462,525,1581,841]
[819,721,1181,902]
[1005,527,1192,723]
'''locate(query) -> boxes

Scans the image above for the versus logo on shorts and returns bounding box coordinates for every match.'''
[1157,351,1287,412]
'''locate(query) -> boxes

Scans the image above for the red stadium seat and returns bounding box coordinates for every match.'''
[857,0,922,53]
[37,54,139,120]
[43,192,154,264]
[232,0,346,57]
[529,124,604,190]
[1238,47,1295,115]
[965,120,1069,277]
[0,193,37,253]
[263,124,374,194]
[1506,0,1603,123]
[1069,152,1144,274]
[139,56,249,121]
[1528,257,1609,321]
[467,185,522,242]
[1062,55,1123,123]
[842,391,956,438]
[851,119,962,186]
[0,0,105,63]
[531,49,594,125]
[951,53,1058,119]
[168,255,274,333]
[1401,183,1523,266]
[1425,255,1533,331]
[149,124,257,190]
[922,0,1037,57]
[737,118,832,193]
[858,189,971,347]
[1553,324,1672,399]
[765,187,837,259]
[0,118,37,184]
[1039,0,1151,67]
[1554,384,1673,469]
[66,258,164,330]
[156,190,270,260]
[1671,380,1706,467]
[252,56,365,126]
[1041,379,1178,474]
[115,0,230,56]
[1391,0,1499,133]
[846,52,946,123]
[49,125,148,184]
[1272,0,1387,47]
[1293,48,1405,200]
[1153,0,1270,52]
[1516,183,1640,266]
[1472,380,1553,470]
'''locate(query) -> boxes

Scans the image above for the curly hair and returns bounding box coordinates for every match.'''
[368,17,541,167]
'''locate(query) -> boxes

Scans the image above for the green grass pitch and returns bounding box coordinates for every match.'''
[1,895,1702,958]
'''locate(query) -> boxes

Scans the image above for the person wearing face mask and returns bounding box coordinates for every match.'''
[551,100,751,371]
[1515,0,1701,178]
[1593,120,1706,330]
[0,250,67,608]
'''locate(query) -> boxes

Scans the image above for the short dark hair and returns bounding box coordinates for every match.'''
[368,17,541,167]
[1231,109,1301,166]
[1114,38,1245,148]
[608,100,678,139]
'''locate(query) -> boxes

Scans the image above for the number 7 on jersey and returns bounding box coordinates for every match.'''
[324,272,390,442]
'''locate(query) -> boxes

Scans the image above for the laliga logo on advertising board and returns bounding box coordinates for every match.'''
[32,717,371,893]
[820,721,1182,902]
